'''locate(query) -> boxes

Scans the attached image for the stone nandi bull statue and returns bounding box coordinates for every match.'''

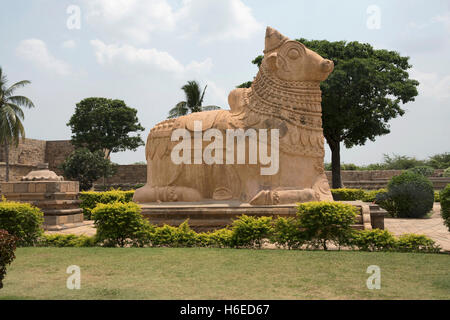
[133,27,334,205]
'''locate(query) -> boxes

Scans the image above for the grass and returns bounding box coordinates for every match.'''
[1,247,449,300]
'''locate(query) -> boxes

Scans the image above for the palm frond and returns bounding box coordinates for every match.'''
[201,105,221,111]
[8,95,35,109]
[168,101,188,119]
[4,80,31,97]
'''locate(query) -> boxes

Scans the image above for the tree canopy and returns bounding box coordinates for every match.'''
[241,40,419,187]
[67,97,145,158]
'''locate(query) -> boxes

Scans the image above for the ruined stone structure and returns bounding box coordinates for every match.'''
[1,163,84,230]
[134,27,335,205]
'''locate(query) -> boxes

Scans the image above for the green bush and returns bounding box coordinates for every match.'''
[230,215,273,248]
[440,184,450,232]
[39,234,97,247]
[92,201,150,247]
[331,188,366,201]
[0,230,17,289]
[361,189,387,203]
[80,189,135,219]
[196,228,233,248]
[384,171,434,218]
[434,191,440,203]
[149,221,198,247]
[395,234,441,253]
[270,217,305,249]
[0,200,43,246]
[297,202,357,250]
[443,167,450,177]
[407,166,434,177]
[351,229,396,251]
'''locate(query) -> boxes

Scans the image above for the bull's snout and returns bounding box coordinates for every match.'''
[321,59,334,73]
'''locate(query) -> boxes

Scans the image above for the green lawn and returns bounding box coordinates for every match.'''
[1,247,449,300]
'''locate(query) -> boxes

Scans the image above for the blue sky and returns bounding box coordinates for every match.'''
[0,0,449,165]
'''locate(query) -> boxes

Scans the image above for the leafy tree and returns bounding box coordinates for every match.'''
[242,40,419,187]
[59,148,118,191]
[427,152,450,169]
[67,98,145,158]
[168,80,220,119]
[0,67,35,181]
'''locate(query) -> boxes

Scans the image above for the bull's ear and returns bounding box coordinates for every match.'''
[265,52,278,73]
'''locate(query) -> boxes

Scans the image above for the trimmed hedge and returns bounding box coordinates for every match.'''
[0,230,17,289]
[92,201,150,247]
[80,189,135,220]
[39,234,97,247]
[0,200,43,246]
[331,188,366,201]
[297,202,357,250]
[440,184,450,232]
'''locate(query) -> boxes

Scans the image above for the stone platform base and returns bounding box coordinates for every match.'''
[141,201,386,232]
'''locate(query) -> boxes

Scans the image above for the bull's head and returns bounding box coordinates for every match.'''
[263,27,334,82]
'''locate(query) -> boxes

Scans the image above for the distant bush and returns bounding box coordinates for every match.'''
[39,234,97,247]
[440,184,450,232]
[230,215,273,248]
[80,189,135,219]
[0,230,17,289]
[0,200,43,246]
[297,202,357,250]
[92,201,150,247]
[427,153,450,169]
[362,189,387,203]
[434,191,440,203]
[407,166,434,177]
[383,172,434,218]
[331,188,366,201]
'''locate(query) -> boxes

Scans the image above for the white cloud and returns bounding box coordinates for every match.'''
[90,39,213,76]
[62,40,76,49]
[16,39,71,75]
[176,0,263,42]
[84,0,176,44]
[432,11,450,33]
[84,0,262,44]
[410,69,450,101]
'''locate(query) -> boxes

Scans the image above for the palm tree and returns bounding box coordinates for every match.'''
[0,67,35,181]
[168,80,220,119]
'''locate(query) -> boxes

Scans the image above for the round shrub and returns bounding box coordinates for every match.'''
[0,230,17,289]
[407,166,434,177]
[270,217,305,249]
[0,200,43,246]
[395,234,441,253]
[440,184,450,232]
[351,229,396,251]
[92,201,150,247]
[385,171,434,218]
[297,202,357,250]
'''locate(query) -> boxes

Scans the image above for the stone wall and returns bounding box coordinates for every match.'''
[95,165,147,185]
[0,163,37,182]
[0,138,46,165]
[45,140,75,174]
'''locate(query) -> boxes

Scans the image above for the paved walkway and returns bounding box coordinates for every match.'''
[384,203,450,251]
[46,203,450,251]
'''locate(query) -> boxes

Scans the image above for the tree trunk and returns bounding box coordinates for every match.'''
[328,139,342,189]
[5,143,9,182]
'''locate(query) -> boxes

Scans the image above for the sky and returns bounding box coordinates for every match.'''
[0,0,448,165]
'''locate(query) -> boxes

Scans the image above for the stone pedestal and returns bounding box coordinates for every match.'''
[1,163,84,230]
[140,200,385,232]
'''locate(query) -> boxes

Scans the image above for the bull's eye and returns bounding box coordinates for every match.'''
[288,48,300,60]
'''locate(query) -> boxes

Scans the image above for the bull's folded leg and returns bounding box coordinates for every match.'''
[133,185,202,203]
[249,188,319,205]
